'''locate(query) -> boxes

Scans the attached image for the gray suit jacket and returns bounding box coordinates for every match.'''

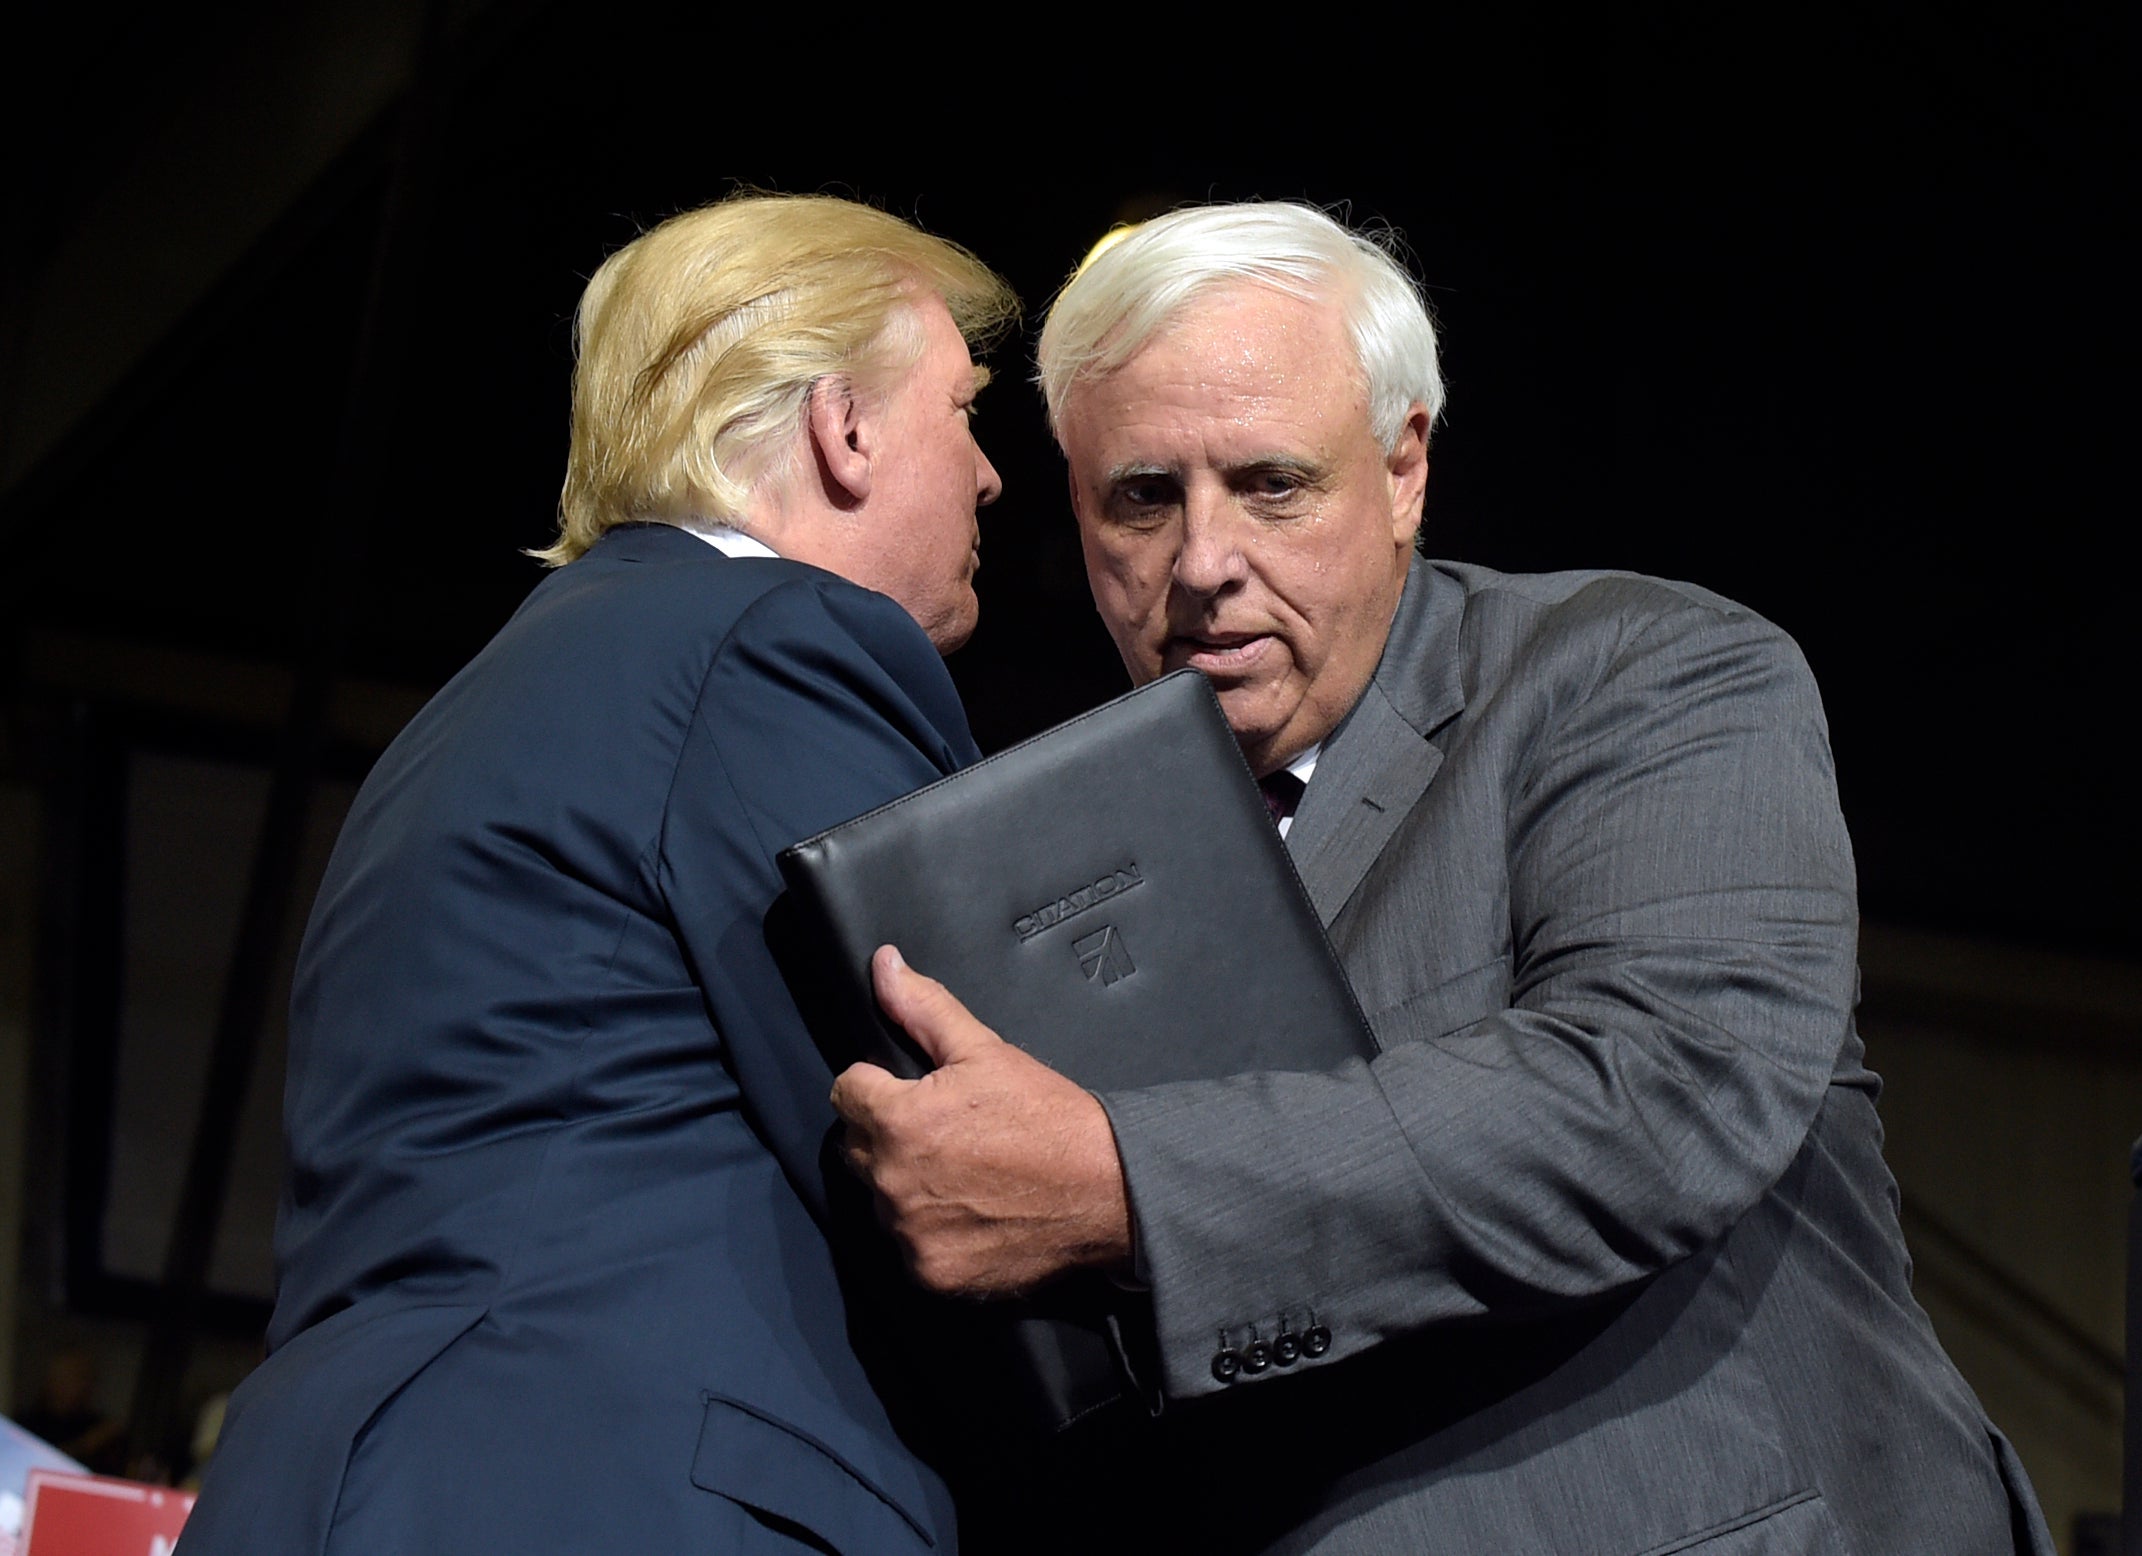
[1079,562,2053,1556]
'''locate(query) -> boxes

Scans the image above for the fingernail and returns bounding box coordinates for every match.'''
[883,945,906,971]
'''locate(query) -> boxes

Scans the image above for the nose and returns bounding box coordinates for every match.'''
[1171,483,1246,595]
[975,442,1003,508]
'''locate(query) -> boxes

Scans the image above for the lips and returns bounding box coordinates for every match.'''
[1167,632,1272,676]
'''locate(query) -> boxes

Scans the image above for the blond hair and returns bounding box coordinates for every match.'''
[535,193,1018,566]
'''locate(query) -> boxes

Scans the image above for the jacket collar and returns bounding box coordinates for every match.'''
[583,520,722,566]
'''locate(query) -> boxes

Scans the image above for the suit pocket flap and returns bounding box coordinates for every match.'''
[1639,1490,1848,1555]
[690,1393,935,1552]
[1361,953,1510,1043]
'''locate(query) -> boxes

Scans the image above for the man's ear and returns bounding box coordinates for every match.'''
[1386,403,1432,545]
[805,375,874,506]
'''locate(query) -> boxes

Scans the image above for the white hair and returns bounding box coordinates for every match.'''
[1036,202,1445,451]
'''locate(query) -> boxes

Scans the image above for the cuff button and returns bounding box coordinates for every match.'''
[1242,1342,1271,1374]
[1212,1348,1242,1383]
[1301,1325,1332,1358]
[1272,1333,1300,1366]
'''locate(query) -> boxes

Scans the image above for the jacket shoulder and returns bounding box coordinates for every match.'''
[1429,559,1776,632]
[1423,559,1811,690]
[498,528,958,715]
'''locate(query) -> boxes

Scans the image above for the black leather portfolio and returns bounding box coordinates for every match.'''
[773,668,1377,1434]
[776,668,1375,1087]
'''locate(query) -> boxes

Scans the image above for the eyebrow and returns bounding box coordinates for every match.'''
[1102,453,1326,487]
[1104,460,1175,487]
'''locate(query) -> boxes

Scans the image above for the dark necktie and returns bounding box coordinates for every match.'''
[1260,770,1306,827]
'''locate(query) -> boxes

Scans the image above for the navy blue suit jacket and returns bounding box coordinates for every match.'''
[179,523,978,1555]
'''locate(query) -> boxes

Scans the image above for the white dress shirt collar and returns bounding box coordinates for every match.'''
[676,518,781,561]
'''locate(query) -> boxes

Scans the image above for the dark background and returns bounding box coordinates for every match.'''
[2,0,2129,949]
[0,0,2131,1518]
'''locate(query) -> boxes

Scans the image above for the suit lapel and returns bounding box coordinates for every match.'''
[1286,562,1468,925]
[1287,684,1444,923]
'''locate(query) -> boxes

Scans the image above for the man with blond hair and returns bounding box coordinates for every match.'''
[836,203,2055,1554]
[179,193,1015,1556]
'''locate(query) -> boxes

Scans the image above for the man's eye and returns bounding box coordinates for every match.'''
[1249,470,1303,498]
[1104,484,1175,528]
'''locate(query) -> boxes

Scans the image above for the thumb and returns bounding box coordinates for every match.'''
[872,944,1001,1068]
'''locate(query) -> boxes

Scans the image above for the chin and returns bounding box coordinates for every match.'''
[931,598,980,654]
[1212,686,1290,747]
[1214,700,1276,742]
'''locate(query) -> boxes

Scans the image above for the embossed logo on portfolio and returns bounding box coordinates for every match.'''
[1013,863,1143,941]
[1074,924,1136,986]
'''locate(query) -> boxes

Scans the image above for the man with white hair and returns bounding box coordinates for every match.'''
[180,193,1014,1556]
[834,203,2054,1554]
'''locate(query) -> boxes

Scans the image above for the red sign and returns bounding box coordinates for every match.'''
[21,1471,193,1556]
